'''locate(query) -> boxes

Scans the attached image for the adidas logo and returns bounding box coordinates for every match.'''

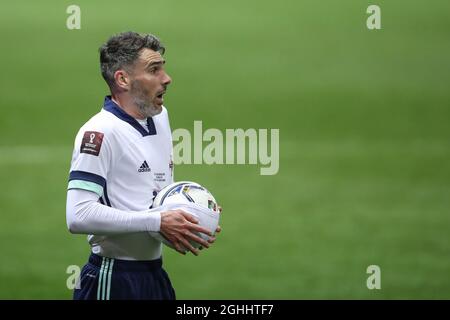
[138,161,151,173]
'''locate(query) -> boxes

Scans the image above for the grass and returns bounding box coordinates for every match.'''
[0,0,449,299]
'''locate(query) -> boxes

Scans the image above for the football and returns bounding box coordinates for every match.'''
[150,181,220,251]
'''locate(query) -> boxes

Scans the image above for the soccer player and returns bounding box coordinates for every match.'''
[66,32,219,300]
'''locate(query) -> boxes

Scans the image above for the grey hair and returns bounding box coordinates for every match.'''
[99,31,165,89]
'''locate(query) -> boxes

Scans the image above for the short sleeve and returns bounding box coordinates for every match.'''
[68,128,111,197]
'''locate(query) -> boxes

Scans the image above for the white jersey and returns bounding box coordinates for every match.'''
[68,96,174,260]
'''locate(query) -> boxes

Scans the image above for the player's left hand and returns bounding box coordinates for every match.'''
[200,206,222,250]
[216,205,222,233]
[214,205,222,236]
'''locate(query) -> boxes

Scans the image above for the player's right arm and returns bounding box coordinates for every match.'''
[66,125,212,254]
[66,188,212,255]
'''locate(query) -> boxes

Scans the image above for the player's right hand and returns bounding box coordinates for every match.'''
[159,210,213,255]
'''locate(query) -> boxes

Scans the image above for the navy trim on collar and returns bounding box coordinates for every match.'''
[103,96,157,136]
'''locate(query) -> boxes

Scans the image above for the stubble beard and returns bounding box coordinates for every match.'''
[130,80,161,118]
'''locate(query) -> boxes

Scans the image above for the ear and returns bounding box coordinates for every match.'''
[113,70,130,90]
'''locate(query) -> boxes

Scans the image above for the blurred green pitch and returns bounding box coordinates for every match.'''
[0,0,449,299]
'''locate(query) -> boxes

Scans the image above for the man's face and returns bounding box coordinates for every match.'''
[128,48,172,117]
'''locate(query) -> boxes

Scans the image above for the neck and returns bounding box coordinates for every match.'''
[111,92,146,120]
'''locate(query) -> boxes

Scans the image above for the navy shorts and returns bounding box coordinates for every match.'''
[73,253,176,300]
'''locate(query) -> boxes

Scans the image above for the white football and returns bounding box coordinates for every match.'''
[150,181,220,251]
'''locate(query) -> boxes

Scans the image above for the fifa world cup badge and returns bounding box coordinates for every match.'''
[80,131,104,156]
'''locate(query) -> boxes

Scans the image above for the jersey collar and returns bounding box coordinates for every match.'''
[103,96,157,136]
